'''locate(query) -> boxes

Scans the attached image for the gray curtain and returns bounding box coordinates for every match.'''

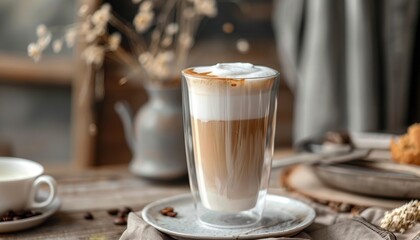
[273,0,420,143]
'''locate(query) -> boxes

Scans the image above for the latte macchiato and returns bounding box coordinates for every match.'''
[183,63,277,212]
[191,118,268,211]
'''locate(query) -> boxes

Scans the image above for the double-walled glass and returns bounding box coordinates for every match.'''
[182,67,280,228]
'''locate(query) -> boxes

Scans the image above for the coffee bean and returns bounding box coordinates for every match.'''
[4,210,15,218]
[160,207,178,217]
[107,208,119,216]
[2,216,13,222]
[166,212,177,218]
[160,207,174,215]
[15,211,26,217]
[117,210,128,218]
[24,210,34,218]
[84,212,94,220]
[0,209,42,222]
[120,207,133,215]
[29,211,41,217]
[113,217,127,226]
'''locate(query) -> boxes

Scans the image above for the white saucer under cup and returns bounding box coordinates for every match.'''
[142,193,315,239]
[0,197,61,233]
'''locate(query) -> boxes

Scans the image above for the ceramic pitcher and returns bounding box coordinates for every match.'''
[115,85,187,180]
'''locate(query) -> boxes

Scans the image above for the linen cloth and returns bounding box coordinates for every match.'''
[119,203,420,240]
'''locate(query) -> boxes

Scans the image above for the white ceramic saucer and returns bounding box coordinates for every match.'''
[142,194,315,239]
[0,197,61,233]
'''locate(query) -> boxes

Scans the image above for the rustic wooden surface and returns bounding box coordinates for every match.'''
[282,165,405,209]
[0,166,189,240]
[0,150,294,239]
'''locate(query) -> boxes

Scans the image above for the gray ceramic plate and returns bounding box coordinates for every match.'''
[142,194,315,240]
[313,163,420,199]
[0,197,61,233]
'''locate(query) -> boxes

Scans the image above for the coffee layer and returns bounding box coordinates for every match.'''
[191,117,268,212]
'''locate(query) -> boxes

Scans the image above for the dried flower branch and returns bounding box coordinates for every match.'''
[133,1,154,33]
[28,0,217,86]
[380,200,420,233]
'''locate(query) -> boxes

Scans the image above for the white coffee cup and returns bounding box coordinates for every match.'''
[0,157,57,215]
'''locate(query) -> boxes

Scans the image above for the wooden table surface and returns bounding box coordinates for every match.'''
[0,150,294,240]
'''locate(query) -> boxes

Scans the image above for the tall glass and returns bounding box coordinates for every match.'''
[182,65,280,228]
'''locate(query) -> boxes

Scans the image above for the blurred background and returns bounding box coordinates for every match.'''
[0,0,75,165]
[0,0,418,168]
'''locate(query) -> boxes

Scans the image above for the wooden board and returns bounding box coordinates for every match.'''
[281,165,406,209]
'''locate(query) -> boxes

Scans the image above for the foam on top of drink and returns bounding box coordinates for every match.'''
[184,63,278,121]
[191,63,277,79]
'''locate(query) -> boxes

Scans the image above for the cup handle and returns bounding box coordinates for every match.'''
[28,175,57,209]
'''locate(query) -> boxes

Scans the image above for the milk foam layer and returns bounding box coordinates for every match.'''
[193,63,277,79]
[189,92,270,121]
[185,63,277,121]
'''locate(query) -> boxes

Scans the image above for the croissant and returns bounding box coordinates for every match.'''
[390,123,420,165]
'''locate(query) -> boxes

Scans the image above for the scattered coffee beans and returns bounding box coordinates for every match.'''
[107,208,119,216]
[120,207,132,215]
[113,216,127,226]
[84,212,94,220]
[166,211,177,217]
[160,206,177,218]
[0,210,42,222]
[109,206,133,226]
[160,207,174,215]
